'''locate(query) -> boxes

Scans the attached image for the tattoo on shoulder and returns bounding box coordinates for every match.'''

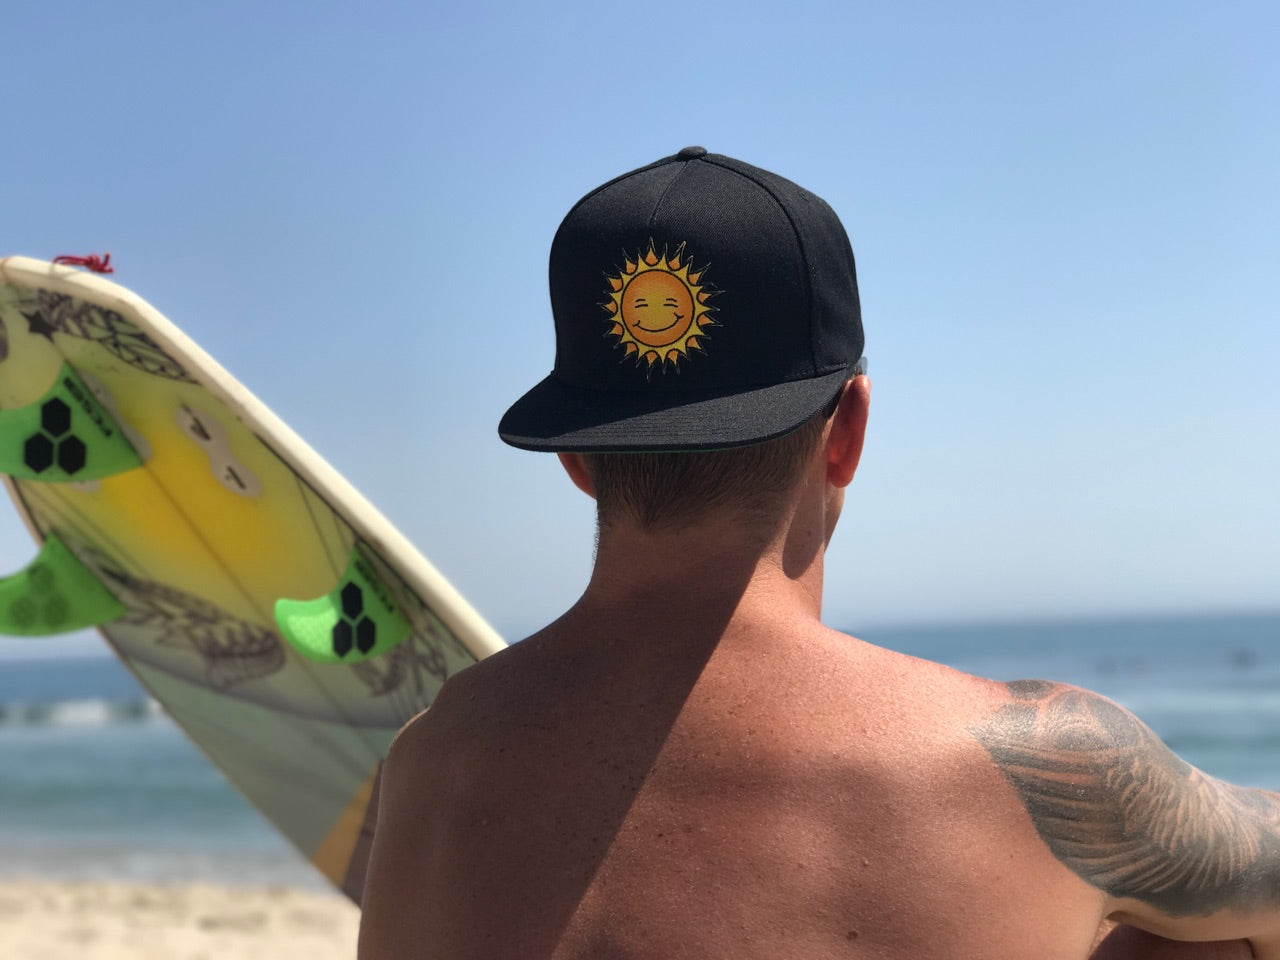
[971,680,1280,916]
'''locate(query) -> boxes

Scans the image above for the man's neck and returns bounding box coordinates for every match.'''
[578,507,827,630]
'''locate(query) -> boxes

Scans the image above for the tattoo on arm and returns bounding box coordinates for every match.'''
[972,680,1280,917]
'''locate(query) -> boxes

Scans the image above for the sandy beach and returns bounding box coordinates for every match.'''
[0,880,360,959]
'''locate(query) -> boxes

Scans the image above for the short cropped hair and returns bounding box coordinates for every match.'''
[581,411,829,531]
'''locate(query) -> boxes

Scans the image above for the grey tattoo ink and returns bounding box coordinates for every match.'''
[972,680,1280,916]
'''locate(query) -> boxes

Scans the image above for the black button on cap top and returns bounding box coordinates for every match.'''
[676,145,707,159]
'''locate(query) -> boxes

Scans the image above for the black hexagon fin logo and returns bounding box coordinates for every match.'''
[42,597,70,630]
[41,398,73,437]
[340,583,364,619]
[332,619,353,658]
[355,617,377,654]
[28,564,55,593]
[24,434,55,473]
[8,598,36,629]
[57,436,87,474]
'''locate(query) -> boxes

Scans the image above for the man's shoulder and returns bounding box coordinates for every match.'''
[818,626,1010,704]
[969,677,1280,932]
[969,678,1148,754]
[388,633,566,754]
[385,655,506,761]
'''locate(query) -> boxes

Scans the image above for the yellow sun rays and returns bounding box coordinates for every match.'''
[602,241,716,371]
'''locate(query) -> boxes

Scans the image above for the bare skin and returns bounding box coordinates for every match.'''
[359,378,1280,959]
[1092,923,1256,959]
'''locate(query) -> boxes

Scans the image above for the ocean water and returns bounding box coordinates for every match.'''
[0,611,1276,890]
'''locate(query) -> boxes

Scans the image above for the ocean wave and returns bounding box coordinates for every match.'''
[0,834,326,889]
[0,697,163,727]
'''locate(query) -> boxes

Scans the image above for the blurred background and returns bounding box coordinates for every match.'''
[0,0,1276,889]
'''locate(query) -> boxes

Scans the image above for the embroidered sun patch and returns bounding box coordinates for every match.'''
[602,241,717,371]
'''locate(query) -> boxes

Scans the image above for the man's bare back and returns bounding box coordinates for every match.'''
[363,602,1112,958]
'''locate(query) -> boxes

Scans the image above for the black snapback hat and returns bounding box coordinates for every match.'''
[499,147,864,452]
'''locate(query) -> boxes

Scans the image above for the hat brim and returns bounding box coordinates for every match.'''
[498,364,854,453]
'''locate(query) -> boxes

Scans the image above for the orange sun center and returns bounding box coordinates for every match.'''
[620,271,695,347]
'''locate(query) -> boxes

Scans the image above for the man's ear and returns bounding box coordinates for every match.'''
[826,375,870,489]
[557,452,597,499]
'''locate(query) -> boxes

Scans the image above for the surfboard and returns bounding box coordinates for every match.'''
[0,255,505,902]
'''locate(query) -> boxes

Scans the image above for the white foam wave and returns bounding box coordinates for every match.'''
[0,697,162,727]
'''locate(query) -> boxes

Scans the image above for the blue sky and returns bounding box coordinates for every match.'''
[1,0,1276,653]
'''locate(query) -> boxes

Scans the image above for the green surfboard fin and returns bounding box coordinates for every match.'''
[0,532,126,636]
[0,363,143,482]
[275,546,411,664]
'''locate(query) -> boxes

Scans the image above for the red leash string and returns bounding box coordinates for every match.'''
[52,253,114,274]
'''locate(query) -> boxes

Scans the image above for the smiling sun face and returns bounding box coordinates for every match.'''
[603,241,717,371]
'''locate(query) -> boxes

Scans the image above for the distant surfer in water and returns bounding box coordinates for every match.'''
[359,148,1274,959]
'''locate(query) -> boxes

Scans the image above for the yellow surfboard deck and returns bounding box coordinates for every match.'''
[0,256,504,902]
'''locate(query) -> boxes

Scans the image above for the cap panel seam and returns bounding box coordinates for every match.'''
[647,159,695,233]
[699,157,818,374]
[549,156,683,276]
[548,155,686,373]
[558,154,681,224]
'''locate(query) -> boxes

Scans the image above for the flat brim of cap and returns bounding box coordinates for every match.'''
[498,365,854,452]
